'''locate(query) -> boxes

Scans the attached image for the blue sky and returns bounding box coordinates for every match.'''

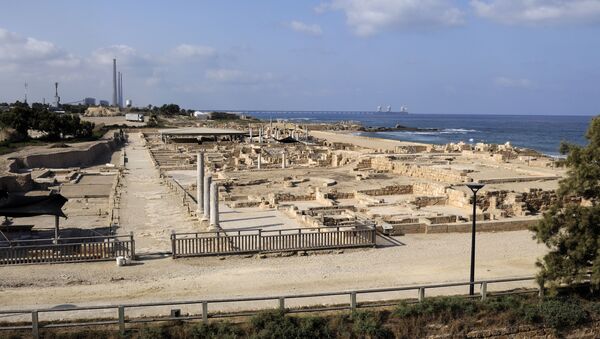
[0,0,599,115]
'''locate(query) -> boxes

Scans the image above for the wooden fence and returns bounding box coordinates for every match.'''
[0,235,135,265]
[171,226,376,258]
[0,276,538,339]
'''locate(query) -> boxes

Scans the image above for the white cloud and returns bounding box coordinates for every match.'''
[0,28,78,67]
[471,0,600,24]
[494,76,533,88]
[171,44,216,58]
[206,69,275,84]
[323,0,464,36]
[286,21,323,36]
[89,44,147,67]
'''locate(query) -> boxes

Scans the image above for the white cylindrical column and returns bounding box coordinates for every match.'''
[249,127,253,143]
[196,152,204,215]
[282,152,286,169]
[257,153,262,170]
[202,175,211,221]
[209,182,219,228]
[259,128,263,144]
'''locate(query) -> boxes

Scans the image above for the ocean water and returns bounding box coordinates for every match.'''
[246,111,595,156]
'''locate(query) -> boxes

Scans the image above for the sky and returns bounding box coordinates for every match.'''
[0,0,599,115]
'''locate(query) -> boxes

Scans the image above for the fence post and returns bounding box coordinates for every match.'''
[129,231,135,260]
[202,302,208,324]
[118,306,125,334]
[171,231,176,258]
[279,297,285,311]
[481,282,487,301]
[350,292,357,310]
[258,229,262,252]
[418,288,425,302]
[371,227,377,247]
[31,311,39,339]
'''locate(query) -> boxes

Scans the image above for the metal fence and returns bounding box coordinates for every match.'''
[0,234,135,265]
[171,226,376,258]
[0,276,537,338]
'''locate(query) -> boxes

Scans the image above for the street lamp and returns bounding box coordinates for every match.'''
[466,182,485,296]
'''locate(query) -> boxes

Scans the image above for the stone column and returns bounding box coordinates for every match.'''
[209,182,219,228]
[257,153,262,170]
[196,152,204,216]
[282,152,286,169]
[259,128,263,144]
[202,175,211,221]
[249,127,253,143]
[305,126,308,141]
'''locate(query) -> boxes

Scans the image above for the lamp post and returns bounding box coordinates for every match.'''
[466,182,485,296]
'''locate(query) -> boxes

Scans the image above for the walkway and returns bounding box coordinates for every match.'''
[118,133,199,253]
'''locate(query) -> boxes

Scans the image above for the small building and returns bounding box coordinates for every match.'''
[192,111,209,119]
[158,127,246,143]
[99,100,109,107]
[83,97,96,106]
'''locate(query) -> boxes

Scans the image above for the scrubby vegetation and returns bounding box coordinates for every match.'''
[0,102,95,142]
[6,290,600,339]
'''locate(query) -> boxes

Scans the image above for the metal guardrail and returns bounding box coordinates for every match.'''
[0,234,135,265]
[171,225,377,258]
[0,276,537,338]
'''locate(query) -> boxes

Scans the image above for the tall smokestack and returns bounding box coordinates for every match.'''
[112,59,117,106]
[117,72,122,108]
[120,73,124,108]
[119,73,124,107]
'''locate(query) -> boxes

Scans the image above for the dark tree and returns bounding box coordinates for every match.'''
[532,116,600,290]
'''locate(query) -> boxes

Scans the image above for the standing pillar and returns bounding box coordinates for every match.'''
[257,153,262,170]
[209,182,219,228]
[249,127,253,143]
[196,152,204,216]
[53,215,59,244]
[282,152,286,169]
[259,128,263,144]
[202,175,211,221]
[269,118,273,137]
[305,126,308,141]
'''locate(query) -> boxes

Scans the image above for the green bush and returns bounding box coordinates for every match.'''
[394,297,477,319]
[138,325,170,339]
[538,298,589,329]
[249,310,334,339]
[351,311,394,339]
[190,321,242,339]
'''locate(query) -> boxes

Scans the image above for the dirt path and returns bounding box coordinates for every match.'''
[0,230,546,320]
[118,133,199,253]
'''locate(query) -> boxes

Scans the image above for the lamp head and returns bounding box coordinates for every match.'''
[466,183,485,193]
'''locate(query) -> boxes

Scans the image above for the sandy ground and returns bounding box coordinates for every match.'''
[118,134,200,253]
[0,231,546,320]
[0,133,548,320]
[310,130,428,151]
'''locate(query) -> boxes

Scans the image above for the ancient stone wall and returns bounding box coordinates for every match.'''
[358,184,413,196]
[20,138,123,169]
[391,162,470,183]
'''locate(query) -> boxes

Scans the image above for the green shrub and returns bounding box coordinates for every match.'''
[394,297,477,319]
[538,298,589,329]
[190,321,242,339]
[138,325,170,339]
[351,311,394,339]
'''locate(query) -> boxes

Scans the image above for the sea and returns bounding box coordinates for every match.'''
[244,111,595,157]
